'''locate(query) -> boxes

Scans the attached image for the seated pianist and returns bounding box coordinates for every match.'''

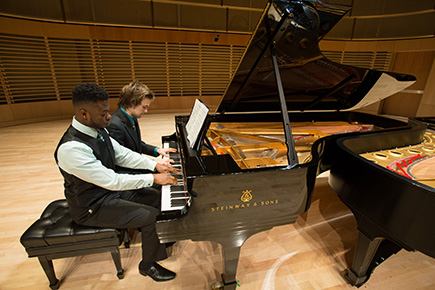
[107,80,177,173]
[55,83,179,282]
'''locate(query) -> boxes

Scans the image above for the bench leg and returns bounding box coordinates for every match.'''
[38,256,60,290]
[122,230,130,248]
[110,248,125,279]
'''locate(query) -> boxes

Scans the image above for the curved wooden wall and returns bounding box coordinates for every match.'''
[0,16,251,127]
[0,15,434,127]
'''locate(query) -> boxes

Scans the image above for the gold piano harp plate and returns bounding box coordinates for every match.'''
[204,121,374,169]
[361,131,435,188]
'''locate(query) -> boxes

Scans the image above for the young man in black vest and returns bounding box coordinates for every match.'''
[55,83,178,281]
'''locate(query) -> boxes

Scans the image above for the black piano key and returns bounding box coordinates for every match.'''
[171,199,188,206]
[171,192,187,198]
[169,153,179,159]
[170,185,185,191]
[172,174,183,179]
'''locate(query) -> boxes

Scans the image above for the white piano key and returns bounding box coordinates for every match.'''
[161,140,190,212]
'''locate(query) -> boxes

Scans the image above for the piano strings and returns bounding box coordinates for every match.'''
[360,131,435,187]
[204,121,374,168]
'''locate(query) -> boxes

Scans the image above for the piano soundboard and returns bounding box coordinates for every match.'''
[360,131,435,188]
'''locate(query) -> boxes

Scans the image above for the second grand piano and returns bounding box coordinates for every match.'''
[155,1,421,289]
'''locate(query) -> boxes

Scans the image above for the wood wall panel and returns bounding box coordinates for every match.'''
[167,96,197,111]
[0,17,91,39]
[0,105,14,122]
[351,0,434,16]
[180,5,226,31]
[417,58,435,117]
[394,38,435,52]
[392,51,435,89]
[320,38,435,53]
[151,96,170,111]
[10,101,61,120]
[382,92,422,118]
[0,16,251,45]
[59,99,74,117]
[92,0,153,27]
[383,51,435,117]
[88,25,250,46]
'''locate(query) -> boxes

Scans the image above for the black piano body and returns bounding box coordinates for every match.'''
[155,1,424,289]
[329,120,435,287]
[158,113,425,289]
[416,117,435,130]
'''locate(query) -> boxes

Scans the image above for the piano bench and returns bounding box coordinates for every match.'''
[20,199,129,290]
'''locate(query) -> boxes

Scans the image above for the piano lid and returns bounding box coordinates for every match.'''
[216,0,416,113]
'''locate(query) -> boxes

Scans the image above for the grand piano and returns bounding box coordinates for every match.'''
[155,1,428,289]
[329,123,435,286]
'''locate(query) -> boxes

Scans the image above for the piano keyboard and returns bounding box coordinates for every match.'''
[160,141,191,215]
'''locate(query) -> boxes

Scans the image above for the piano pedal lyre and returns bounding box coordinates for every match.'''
[211,281,224,290]
[211,274,239,290]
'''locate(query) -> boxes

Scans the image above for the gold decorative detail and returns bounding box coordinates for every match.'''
[241,190,253,202]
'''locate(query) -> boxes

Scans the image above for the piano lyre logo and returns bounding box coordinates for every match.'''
[241,190,253,203]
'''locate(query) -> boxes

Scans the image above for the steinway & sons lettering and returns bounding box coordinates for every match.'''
[211,199,279,212]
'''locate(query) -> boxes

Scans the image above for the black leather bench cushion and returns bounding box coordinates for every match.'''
[20,200,121,256]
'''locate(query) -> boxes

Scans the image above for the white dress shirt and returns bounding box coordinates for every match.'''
[57,117,157,190]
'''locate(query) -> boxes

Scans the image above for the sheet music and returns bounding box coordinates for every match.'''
[186,99,209,148]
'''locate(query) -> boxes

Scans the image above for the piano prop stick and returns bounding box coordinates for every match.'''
[156,1,424,289]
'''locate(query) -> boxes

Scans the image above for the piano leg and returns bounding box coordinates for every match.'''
[221,245,241,290]
[346,232,383,287]
[346,231,401,287]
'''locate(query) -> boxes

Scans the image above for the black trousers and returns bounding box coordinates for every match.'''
[80,188,167,263]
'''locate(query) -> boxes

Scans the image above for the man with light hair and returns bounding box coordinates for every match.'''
[107,81,176,170]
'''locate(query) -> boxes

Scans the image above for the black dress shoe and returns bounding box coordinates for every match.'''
[139,262,176,282]
[165,242,176,248]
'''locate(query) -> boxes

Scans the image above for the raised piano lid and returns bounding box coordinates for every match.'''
[216,0,416,114]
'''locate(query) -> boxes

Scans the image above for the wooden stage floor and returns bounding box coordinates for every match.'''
[0,112,434,290]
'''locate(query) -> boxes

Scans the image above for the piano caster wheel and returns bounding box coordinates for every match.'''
[211,281,224,290]
[117,269,125,279]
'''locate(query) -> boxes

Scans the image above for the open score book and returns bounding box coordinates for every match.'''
[185,99,209,149]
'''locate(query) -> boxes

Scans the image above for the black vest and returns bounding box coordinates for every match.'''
[54,125,116,223]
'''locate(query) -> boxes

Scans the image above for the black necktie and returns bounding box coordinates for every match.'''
[96,129,116,169]
[133,119,140,137]
[97,130,105,142]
